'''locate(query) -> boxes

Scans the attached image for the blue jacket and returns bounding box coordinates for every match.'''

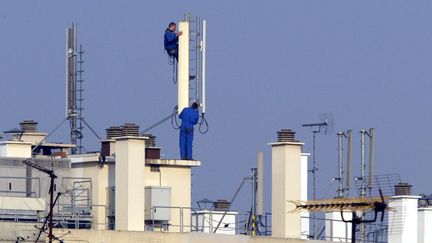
[164,29,178,50]
[179,107,199,129]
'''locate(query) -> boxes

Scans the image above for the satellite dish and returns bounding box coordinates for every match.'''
[319,113,335,135]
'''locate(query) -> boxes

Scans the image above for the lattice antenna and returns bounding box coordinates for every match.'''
[76,45,85,153]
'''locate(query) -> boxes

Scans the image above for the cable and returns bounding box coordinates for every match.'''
[167,53,177,84]
[198,113,209,134]
[171,106,181,130]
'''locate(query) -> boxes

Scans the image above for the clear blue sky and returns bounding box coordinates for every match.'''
[1,1,431,213]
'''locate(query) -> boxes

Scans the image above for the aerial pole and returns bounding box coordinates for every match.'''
[66,22,79,154]
[336,132,344,198]
[346,130,353,194]
[302,116,332,240]
[65,23,100,153]
[367,128,375,196]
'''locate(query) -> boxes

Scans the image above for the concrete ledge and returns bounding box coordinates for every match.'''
[146,159,201,167]
[70,153,101,164]
[268,142,304,147]
[55,229,328,243]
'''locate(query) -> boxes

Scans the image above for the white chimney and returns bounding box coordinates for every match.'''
[114,136,146,231]
[269,129,305,239]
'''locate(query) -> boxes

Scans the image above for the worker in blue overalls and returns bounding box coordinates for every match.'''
[179,101,199,160]
[164,22,183,61]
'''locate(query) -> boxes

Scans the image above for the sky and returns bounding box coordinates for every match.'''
[1,1,432,215]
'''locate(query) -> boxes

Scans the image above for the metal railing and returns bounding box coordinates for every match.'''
[55,177,93,229]
[147,207,260,235]
[300,215,388,243]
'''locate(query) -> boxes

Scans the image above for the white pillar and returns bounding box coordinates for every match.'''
[178,21,189,113]
[269,141,304,238]
[388,196,420,243]
[114,136,146,231]
[300,153,309,239]
[418,207,432,243]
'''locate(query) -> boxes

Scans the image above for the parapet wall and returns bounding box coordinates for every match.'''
[56,229,328,243]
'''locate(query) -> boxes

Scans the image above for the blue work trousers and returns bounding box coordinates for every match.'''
[167,47,178,61]
[180,127,194,160]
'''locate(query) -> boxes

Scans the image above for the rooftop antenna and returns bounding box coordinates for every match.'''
[22,159,60,243]
[182,14,208,134]
[346,130,353,194]
[302,113,334,240]
[334,130,352,198]
[66,22,100,153]
[355,128,375,198]
[66,22,78,153]
[293,189,389,243]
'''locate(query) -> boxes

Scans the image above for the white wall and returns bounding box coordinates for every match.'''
[418,207,432,243]
[388,196,420,243]
[0,142,32,158]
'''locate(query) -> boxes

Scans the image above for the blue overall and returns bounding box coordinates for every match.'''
[179,107,199,160]
[164,29,179,61]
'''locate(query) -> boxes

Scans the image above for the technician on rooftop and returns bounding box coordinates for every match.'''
[179,101,199,160]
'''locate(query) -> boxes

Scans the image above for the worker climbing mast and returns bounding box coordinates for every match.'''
[177,14,208,160]
[146,14,208,159]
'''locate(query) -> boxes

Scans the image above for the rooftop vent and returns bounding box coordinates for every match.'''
[20,120,38,133]
[213,199,230,211]
[142,134,156,147]
[106,126,123,139]
[395,182,412,196]
[121,123,139,137]
[277,129,296,142]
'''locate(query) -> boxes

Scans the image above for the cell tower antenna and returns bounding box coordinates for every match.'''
[66,22,100,154]
[66,22,79,154]
[302,113,334,240]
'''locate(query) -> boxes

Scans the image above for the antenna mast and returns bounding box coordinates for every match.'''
[66,23,87,154]
[66,22,79,154]
[302,114,333,240]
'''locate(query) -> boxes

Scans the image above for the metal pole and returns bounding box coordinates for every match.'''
[251,168,257,235]
[312,131,318,239]
[201,19,206,114]
[359,130,366,198]
[346,130,352,192]
[359,130,366,242]
[351,212,357,243]
[368,128,375,194]
[337,132,344,198]
[195,16,200,102]
[48,176,54,243]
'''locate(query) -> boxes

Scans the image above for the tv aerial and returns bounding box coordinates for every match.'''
[301,112,334,239]
[22,159,69,243]
[291,189,390,243]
